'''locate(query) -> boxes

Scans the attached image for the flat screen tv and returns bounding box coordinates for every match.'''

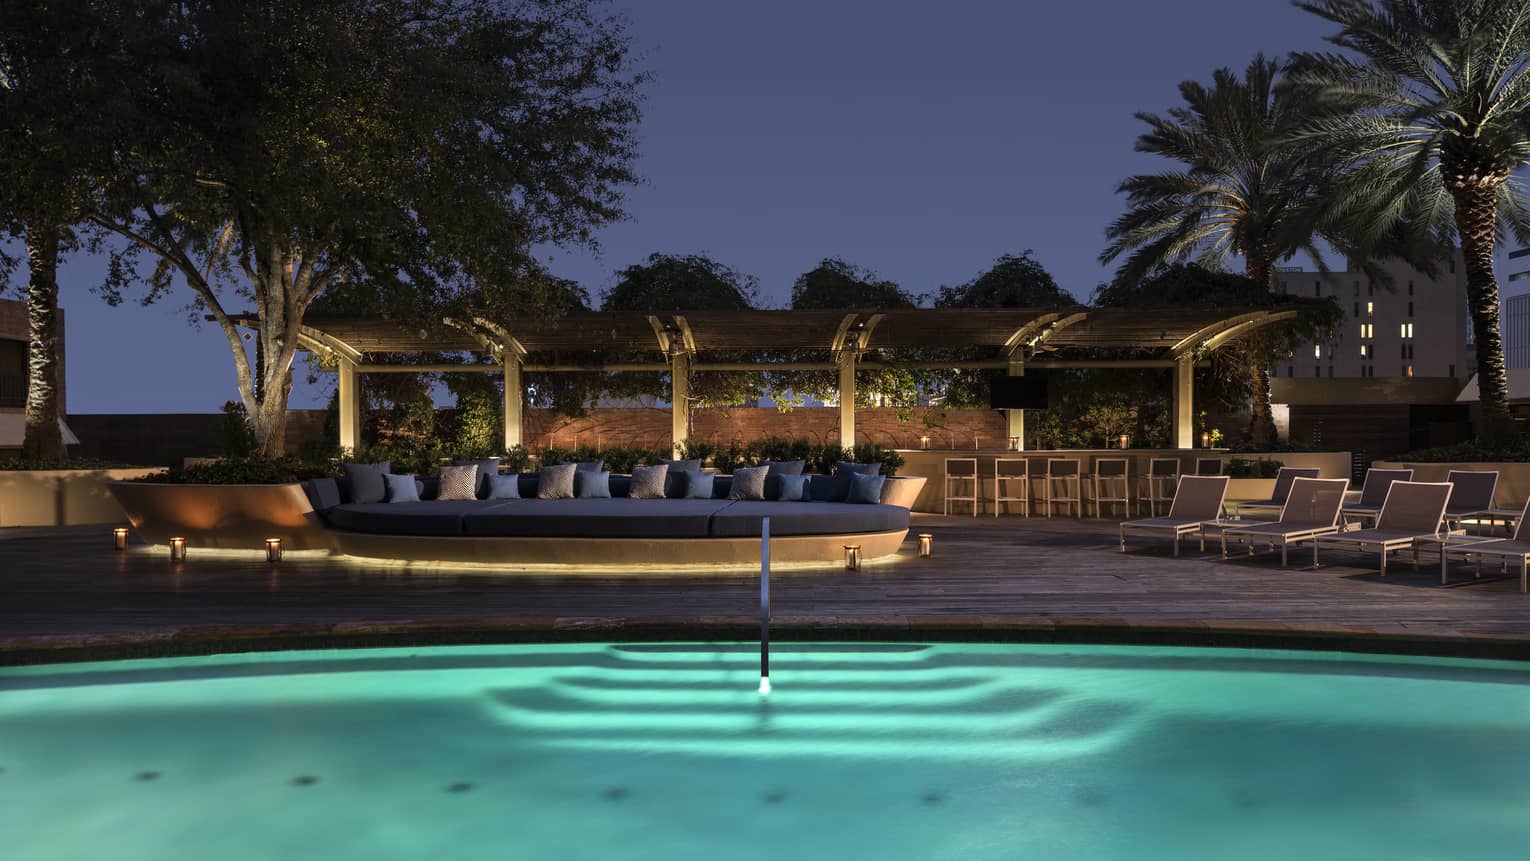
[989,373,1048,410]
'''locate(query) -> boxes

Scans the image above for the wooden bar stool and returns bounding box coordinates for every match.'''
[1090,457,1131,519]
[1141,457,1180,516]
[1041,458,1082,518]
[993,457,1030,517]
[944,457,978,516]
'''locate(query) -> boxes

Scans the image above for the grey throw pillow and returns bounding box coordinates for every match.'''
[846,472,886,504]
[384,473,420,503]
[762,459,805,499]
[537,462,578,499]
[776,473,811,501]
[485,473,520,499]
[562,460,604,473]
[436,464,478,501]
[661,458,703,472]
[683,470,715,499]
[830,460,882,502]
[629,463,669,499]
[728,465,769,500]
[341,461,389,504]
[576,469,612,499]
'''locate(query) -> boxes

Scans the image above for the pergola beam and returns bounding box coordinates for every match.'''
[1168,310,1278,357]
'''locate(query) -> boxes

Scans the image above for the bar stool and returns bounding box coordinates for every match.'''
[1090,457,1130,519]
[1141,457,1180,516]
[1195,457,1223,476]
[944,457,978,516]
[1040,458,1082,518]
[993,457,1030,517]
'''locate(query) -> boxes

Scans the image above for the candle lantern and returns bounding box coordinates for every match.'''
[113,527,129,551]
[843,544,862,571]
[265,537,284,563]
[1118,433,1130,450]
[1008,436,1020,451]
[918,533,933,558]
[168,537,187,562]
[1200,431,1212,449]
[919,435,930,450]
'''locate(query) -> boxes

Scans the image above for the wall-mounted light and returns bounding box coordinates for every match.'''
[1118,433,1130,450]
[265,538,284,563]
[113,527,129,551]
[919,435,930,450]
[843,544,862,571]
[168,537,187,562]
[918,533,933,558]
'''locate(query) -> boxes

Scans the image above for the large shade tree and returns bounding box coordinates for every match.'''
[1287,0,1530,443]
[1099,55,1339,445]
[0,1,160,457]
[88,0,643,457]
[788,258,922,407]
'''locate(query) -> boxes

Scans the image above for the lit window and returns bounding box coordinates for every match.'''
[1314,344,1322,358]
[1406,365,1414,377]
[1360,323,1374,339]
[1367,301,1374,315]
[1360,344,1370,358]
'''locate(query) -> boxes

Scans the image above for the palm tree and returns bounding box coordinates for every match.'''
[1287,0,1530,443]
[1101,54,1328,445]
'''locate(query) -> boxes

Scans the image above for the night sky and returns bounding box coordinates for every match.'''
[23,0,1338,413]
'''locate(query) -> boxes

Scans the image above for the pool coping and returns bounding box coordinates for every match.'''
[3,616,1529,666]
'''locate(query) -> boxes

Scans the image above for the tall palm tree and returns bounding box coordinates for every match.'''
[1287,0,1530,443]
[1101,54,1328,445]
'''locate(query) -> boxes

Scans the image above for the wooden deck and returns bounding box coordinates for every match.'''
[3,515,1530,663]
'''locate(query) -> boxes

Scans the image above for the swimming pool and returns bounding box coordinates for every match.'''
[2,643,1528,860]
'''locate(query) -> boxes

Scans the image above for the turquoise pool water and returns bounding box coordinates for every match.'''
[2,643,1529,860]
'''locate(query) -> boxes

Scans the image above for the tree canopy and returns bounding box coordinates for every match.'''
[934,252,1073,308]
[790,258,915,310]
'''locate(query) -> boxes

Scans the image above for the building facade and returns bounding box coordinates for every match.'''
[1502,246,1530,369]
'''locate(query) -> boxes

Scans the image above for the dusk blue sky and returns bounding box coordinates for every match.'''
[31,0,1341,413]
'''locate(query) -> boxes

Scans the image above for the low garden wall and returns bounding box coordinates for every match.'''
[1375,461,1530,509]
[0,468,164,527]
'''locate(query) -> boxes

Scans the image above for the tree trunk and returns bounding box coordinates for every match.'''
[1452,183,1516,444]
[21,224,65,460]
[1244,254,1277,447]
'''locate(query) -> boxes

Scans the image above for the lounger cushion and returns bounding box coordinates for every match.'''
[327,501,495,536]
[708,501,909,537]
[462,498,730,538]
[302,478,343,512]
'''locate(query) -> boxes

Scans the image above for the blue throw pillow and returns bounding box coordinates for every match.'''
[342,461,389,504]
[776,473,811,501]
[576,469,612,499]
[384,473,420,503]
[485,473,520,499]
[846,472,886,505]
[683,470,715,500]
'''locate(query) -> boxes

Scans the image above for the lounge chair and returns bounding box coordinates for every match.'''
[1439,469,1504,533]
[1313,481,1451,575]
[1228,467,1321,519]
[1438,498,1530,592]
[1219,477,1350,566]
[1119,475,1230,557]
[1339,468,1414,526]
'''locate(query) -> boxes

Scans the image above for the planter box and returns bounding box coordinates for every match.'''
[1374,461,1530,510]
[1224,478,1277,503]
[880,475,926,509]
[107,481,334,551]
[0,468,164,527]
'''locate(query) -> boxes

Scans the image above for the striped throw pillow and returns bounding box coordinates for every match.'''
[436,464,479,501]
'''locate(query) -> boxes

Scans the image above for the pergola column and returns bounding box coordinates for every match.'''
[1172,355,1194,449]
[337,357,361,453]
[502,355,523,451]
[838,357,856,448]
[670,349,690,457]
[1006,352,1025,451]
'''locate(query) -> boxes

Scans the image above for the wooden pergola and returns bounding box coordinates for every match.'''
[246,306,1301,454]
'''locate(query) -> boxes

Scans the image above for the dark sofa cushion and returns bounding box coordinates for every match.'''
[462,498,732,538]
[326,500,504,536]
[302,478,342,512]
[708,500,909,538]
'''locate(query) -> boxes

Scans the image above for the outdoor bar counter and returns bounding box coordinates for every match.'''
[896,448,1351,515]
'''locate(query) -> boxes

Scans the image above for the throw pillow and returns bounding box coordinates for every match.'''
[485,473,521,500]
[576,469,612,499]
[537,462,578,499]
[830,460,882,502]
[761,459,805,499]
[436,464,479,501]
[776,473,811,501]
[728,465,769,501]
[562,459,605,473]
[629,463,669,499]
[660,458,703,472]
[846,472,886,505]
[683,470,715,500]
[453,458,501,497]
[341,461,389,504]
[384,473,420,503]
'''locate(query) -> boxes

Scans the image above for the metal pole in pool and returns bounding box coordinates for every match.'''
[759,516,771,696]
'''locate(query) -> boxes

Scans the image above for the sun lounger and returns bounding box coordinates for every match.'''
[1339,468,1414,526]
[1439,469,1500,533]
[1119,475,1230,557]
[1228,467,1322,518]
[1219,477,1349,566]
[1314,481,1451,575]
[1438,498,1530,592]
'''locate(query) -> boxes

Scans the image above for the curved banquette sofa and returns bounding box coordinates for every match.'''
[297,468,912,565]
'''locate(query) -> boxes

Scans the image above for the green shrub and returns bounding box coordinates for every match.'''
[0,457,145,471]
[590,439,903,476]
[1226,457,1282,478]
[133,458,335,484]
[1390,441,1530,463]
